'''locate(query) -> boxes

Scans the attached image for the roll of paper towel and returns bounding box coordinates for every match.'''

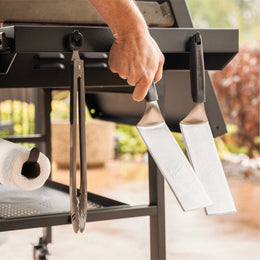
[0,138,51,190]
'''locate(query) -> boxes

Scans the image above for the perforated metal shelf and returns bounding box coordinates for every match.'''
[0,181,104,219]
[0,180,131,232]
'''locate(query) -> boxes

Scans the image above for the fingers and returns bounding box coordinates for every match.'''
[154,55,164,83]
[108,35,165,101]
[110,57,163,101]
[133,54,164,101]
[127,79,135,86]
[109,61,128,81]
[132,72,153,101]
[108,44,129,80]
[133,82,150,101]
[119,74,127,80]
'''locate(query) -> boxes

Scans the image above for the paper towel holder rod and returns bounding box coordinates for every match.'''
[21,148,40,180]
[27,147,40,163]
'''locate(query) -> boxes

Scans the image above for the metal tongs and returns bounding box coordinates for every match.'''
[69,31,87,233]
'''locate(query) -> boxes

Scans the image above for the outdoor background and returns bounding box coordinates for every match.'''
[0,0,259,259]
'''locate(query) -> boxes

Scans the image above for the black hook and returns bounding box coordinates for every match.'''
[67,30,84,51]
[190,31,206,103]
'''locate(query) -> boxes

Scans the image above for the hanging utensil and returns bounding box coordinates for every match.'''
[69,31,87,232]
[180,32,236,215]
[137,82,212,211]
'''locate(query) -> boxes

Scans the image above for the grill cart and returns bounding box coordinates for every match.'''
[0,1,238,259]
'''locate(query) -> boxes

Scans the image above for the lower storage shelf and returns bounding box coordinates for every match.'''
[0,180,157,232]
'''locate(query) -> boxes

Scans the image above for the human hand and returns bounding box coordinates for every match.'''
[108,31,164,101]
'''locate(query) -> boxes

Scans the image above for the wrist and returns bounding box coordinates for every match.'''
[107,1,149,40]
[113,19,149,41]
[89,0,149,40]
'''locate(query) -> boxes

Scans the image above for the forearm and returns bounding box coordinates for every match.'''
[88,0,148,38]
[88,0,164,101]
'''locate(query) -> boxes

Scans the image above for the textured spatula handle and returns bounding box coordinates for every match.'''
[145,81,159,102]
[190,32,206,103]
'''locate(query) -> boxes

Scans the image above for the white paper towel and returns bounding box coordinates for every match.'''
[0,138,51,190]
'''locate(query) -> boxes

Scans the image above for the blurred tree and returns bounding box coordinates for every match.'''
[186,0,259,158]
[186,0,260,44]
[211,46,260,157]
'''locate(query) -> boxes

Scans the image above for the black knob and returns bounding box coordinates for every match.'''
[67,30,84,51]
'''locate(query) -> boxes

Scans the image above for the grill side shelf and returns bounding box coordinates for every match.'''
[0,26,238,57]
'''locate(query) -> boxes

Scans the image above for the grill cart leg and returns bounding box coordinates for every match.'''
[33,227,51,260]
[33,89,52,260]
[149,153,166,260]
[33,239,48,260]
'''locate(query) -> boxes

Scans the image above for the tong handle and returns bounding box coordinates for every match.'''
[190,32,206,103]
[70,50,87,233]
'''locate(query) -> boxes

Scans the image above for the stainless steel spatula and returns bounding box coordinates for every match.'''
[180,32,236,215]
[137,82,212,211]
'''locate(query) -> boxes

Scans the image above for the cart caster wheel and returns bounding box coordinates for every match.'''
[33,242,49,260]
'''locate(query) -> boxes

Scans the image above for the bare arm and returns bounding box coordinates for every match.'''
[88,0,164,101]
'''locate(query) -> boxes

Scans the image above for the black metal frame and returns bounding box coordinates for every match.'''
[0,1,239,259]
[0,27,237,88]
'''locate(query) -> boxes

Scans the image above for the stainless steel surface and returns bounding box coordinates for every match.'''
[0,0,174,27]
[137,101,164,127]
[0,184,101,220]
[180,117,236,215]
[137,84,212,211]
[70,50,87,233]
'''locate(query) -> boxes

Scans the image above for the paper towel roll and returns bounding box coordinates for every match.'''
[0,138,51,190]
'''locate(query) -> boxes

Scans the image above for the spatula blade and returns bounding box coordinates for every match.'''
[137,122,212,211]
[180,122,236,215]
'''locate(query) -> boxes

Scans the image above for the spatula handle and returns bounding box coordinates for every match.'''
[190,32,206,103]
[145,81,159,102]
